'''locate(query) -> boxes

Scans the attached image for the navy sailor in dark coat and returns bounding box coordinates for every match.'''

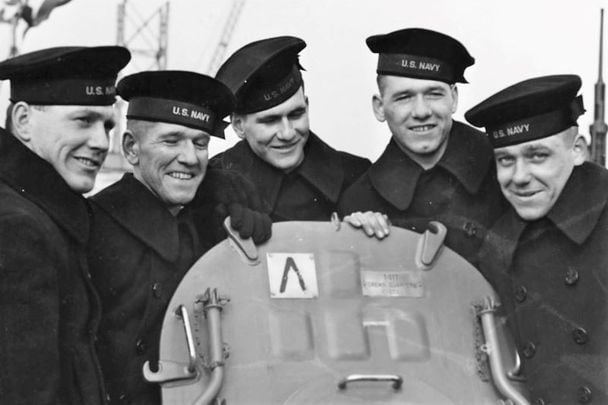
[0,46,130,404]
[211,36,371,221]
[88,71,270,404]
[467,74,608,404]
[338,28,506,266]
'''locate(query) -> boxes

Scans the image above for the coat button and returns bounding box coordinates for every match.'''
[463,222,477,238]
[152,282,162,299]
[522,341,536,358]
[136,338,147,354]
[572,328,589,345]
[577,385,592,403]
[565,267,579,286]
[514,285,528,303]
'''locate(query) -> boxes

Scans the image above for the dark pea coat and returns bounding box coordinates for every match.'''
[479,162,608,404]
[338,121,506,266]
[88,174,203,405]
[0,128,105,404]
[210,131,371,221]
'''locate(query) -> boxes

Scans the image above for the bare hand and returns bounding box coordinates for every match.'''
[344,211,391,239]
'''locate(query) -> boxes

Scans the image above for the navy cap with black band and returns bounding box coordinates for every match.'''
[366,28,474,84]
[215,36,306,114]
[0,46,131,105]
[117,70,235,139]
[465,74,585,148]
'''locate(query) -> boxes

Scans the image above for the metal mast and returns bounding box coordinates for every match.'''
[591,8,608,167]
[206,0,245,75]
[97,0,171,189]
[116,0,169,71]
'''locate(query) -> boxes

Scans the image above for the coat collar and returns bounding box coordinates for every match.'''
[0,128,90,244]
[219,131,345,211]
[546,162,608,245]
[481,162,608,272]
[369,121,492,210]
[91,173,184,262]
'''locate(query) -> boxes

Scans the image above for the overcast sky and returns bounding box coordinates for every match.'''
[1,0,607,162]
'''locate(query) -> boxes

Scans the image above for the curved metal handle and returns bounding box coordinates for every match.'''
[478,296,530,405]
[223,217,260,265]
[416,221,447,269]
[177,304,197,373]
[338,374,403,390]
[143,304,197,384]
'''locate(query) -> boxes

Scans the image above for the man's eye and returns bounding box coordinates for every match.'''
[529,153,548,163]
[258,118,278,124]
[289,110,305,120]
[496,156,515,166]
[163,139,178,145]
[76,116,92,125]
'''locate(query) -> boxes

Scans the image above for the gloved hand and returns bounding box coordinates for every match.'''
[214,202,272,244]
[192,168,272,245]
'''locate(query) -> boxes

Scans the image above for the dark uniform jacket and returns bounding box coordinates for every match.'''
[0,128,105,404]
[88,174,203,405]
[338,121,506,266]
[210,131,370,221]
[479,163,608,404]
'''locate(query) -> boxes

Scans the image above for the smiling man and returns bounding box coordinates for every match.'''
[86,70,243,404]
[211,36,371,221]
[338,28,505,266]
[467,74,608,404]
[0,46,130,404]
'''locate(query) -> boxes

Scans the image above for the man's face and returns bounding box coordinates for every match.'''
[28,105,114,193]
[128,121,210,213]
[373,76,458,164]
[494,129,584,221]
[235,87,310,172]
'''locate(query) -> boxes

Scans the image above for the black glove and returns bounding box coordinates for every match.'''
[192,168,272,245]
[213,202,272,245]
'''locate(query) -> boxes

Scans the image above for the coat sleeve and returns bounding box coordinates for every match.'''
[0,210,62,404]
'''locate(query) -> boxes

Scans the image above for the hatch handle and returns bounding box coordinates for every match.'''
[143,304,197,384]
[477,296,530,405]
[338,374,403,390]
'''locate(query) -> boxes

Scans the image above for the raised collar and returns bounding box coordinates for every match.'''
[369,121,492,210]
[482,163,608,272]
[0,128,90,244]
[91,173,182,262]
[546,162,608,245]
[219,131,345,210]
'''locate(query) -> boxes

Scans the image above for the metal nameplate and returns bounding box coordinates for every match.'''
[360,269,424,297]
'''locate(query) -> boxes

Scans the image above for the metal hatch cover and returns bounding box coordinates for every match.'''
[150,221,527,405]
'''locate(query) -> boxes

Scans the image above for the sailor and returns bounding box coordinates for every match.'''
[87,70,271,404]
[211,35,371,221]
[0,45,130,404]
[338,28,506,266]
[467,74,607,404]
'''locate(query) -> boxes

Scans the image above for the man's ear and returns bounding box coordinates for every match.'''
[11,102,34,143]
[122,130,139,165]
[231,113,246,140]
[372,94,385,122]
[450,84,459,114]
[572,133,588,166]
